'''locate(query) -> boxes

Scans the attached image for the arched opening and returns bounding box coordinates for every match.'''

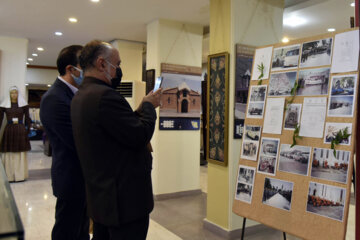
[181,99,188,113]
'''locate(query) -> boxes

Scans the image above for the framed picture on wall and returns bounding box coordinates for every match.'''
[207,52,229,166]
[145,69,155,94]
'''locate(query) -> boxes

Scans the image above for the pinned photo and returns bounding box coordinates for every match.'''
[297,68,330,96]
[241,140,259,161]
[235,165,256,203]
[262,177,293,211]
[271,44,300,71]
[244,125,261,141]
[257,138,280,175]
[247,102,264,119]
[268,72,297,97]
[300,38,333,68]
[249,85,267,102]
[311,148,350,184]
[306,182,346,222]
[278,144,311,176]
[284,104,302,130]
[324,122,352,145]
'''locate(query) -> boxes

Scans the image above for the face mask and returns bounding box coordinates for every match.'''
[105,60,123,89]
[71,66,84,86]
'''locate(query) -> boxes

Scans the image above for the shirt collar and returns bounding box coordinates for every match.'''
[58,76,78,94]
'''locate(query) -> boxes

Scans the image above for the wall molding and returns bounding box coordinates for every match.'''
[154,189,202,201]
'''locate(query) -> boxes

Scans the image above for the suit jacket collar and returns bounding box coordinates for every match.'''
[54,78,75,99]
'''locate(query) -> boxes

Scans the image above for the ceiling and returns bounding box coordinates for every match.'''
[0,0,356,67]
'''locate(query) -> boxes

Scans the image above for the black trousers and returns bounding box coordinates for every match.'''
[93,215,149,240]
[52,196,90,240]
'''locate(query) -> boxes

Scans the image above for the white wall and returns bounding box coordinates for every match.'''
[147,19,203,195]
[26,68,58,85]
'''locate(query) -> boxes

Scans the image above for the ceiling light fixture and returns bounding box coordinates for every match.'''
[328,28,336,32]
[25,83,29,86]
[37,47,44,51]
[282,37,289,43]
[351,2,355,7]
[26,62,29,65]
[69,17,78,23]
[283,16,307,27]
[32,53,38,56]
[28,58,33,61]
[55,32,63,36]
[47,84,52,87]
[91,0,100,2]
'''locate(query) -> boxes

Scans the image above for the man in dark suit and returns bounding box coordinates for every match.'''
[71,40,161,240]
[40,45,89,240]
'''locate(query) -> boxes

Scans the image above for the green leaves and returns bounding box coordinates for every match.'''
[291,124,302,148]
[257,63,264,85]
[330,127,351,157]
[285,82,301,110]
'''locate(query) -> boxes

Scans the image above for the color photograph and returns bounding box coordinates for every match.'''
[311,148,350,184]
[257,138,280,175]
[307,182,346,222]
[271,44,300,71]
[324,122,352,145]
[278,144,311,176]
[296,68,330,96]
[268,71,297,96]
[284,104,302,130]
[262,177,293,211]
[300,38,333,68]
[330,74,357,96]
[258,156,277,175]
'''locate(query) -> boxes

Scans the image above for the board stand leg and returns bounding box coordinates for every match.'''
[353,158,356,193]
[283,232,287,240]
[241,217,246,240]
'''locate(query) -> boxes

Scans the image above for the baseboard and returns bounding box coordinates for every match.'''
[154,189,202,200]
[203,218,267,239]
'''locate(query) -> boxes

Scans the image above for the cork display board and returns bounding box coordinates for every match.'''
[232,28,359,240]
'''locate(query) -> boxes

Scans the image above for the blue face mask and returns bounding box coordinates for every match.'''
[71,66,84,86]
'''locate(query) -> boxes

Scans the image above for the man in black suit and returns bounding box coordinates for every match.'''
[40,45,89,240]
[71,40,161,240]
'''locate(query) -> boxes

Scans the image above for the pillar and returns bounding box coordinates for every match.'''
[205,0,284,235]
[146,19,203,196]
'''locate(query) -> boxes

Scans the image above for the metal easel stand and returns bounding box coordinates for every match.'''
[241,218,287,240]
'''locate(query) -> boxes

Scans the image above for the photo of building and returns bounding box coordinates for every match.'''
[262,178,293,211]
[278,144,311,176]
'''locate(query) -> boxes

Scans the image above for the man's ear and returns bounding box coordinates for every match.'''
[65,65,74,74]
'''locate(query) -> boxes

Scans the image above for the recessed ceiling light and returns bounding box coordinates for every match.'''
[26,62,29,65]
[328,28,336,32]
[28,58,33,61]
[55,32,63,36]
[91,0,100,2]
[69,17,78,23]
[25,83,29,86]
[32,53,38,57]
[37,47,44,51]
[351,2,355,7]
[47,84,52,87]
[282,37,289,43]
[283,16,306,27]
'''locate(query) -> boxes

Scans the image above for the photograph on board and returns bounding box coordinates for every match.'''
[324,122,352,145]
[235,183,253,203]
[300,38,333,68]
[296,68,330,96]
[247,102,265,118]
[311,148,350,184]
[328,96,354,117]
[271,44,300,71]
[259,138,280,157]
[268,71,297,97]
[278,144,311,176]
[262,177,293,211]
[257,137,280,175]
[249,85,267,102]
[258,156,277,175]
[284,104,302,130]
[238,165,256,185]
[241,140,259,161]
[244,125,261,141]
[307,182,346,222]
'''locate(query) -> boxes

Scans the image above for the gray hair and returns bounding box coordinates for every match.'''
[79,40,113,71]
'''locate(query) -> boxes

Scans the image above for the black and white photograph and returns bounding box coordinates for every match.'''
[284,104,302,130]
[268,72,297,96]
[296,68,330,96]
[259,138,280,157]
[306,182,346,221]
[238,165,256,184]
[271,44,300,71]
[241,140,259,161]
[300,38,333,68]
[257,138,280,175]
[244,125,261,141]
[249,85,267,102]
[262,177,293,211]
[324,122,352,145]
[235,183,253,203]
[328,96,354,117]
[311,148,350,184]
[278,144,311,176]
[247,102,264,118]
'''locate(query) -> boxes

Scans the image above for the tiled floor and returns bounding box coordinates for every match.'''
[8,141,356,239]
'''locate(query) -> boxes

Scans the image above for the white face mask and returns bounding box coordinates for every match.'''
[104,60,116,82]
